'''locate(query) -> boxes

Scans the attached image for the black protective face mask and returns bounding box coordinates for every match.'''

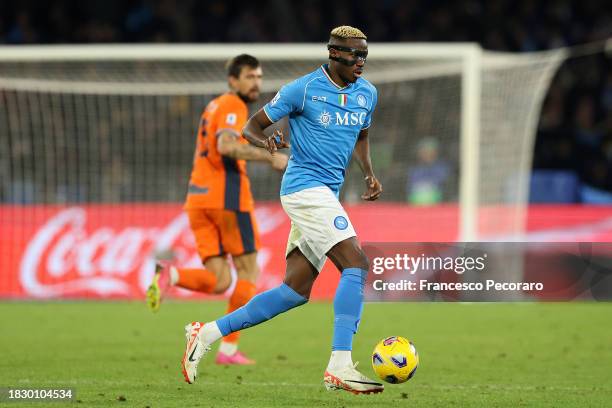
[327,44,368,66]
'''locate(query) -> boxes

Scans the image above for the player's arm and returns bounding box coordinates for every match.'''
[242,109,289,154]
[244,81,300,153]
[217,130,287,171]
[353,128,383,201]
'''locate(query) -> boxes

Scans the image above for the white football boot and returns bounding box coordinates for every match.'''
[324,362,384,394]
[181,322,211,384]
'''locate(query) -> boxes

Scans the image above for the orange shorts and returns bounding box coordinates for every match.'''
[186,208,261,261]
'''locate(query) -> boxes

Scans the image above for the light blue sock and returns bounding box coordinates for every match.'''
[216,283,307,336]
[332,268,367,351]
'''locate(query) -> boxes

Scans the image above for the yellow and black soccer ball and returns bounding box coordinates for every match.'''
[371,336,419,384]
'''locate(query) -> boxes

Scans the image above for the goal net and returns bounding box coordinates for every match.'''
[0,44,565,236]
[0,45,565,298]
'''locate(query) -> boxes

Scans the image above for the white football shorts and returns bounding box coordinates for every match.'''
[280,185,356,272]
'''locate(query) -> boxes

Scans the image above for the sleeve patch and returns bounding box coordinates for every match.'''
[226,113,237,125]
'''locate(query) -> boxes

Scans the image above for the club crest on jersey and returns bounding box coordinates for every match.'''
[318,110,332,127]
[357,94,367,107]
[334,216,348,230]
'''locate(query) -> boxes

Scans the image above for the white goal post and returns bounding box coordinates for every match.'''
[0,43,566,241]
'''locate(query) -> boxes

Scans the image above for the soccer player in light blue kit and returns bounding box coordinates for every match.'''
[181,26,384,394]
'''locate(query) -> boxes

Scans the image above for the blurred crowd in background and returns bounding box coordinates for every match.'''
[1,0,611,204]
[1,0,609,46]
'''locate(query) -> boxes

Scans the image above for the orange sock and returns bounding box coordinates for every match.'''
[222,280,257,344]
[175,268,217,293]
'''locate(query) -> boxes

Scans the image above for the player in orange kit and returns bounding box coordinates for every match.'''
[146,54,288,365]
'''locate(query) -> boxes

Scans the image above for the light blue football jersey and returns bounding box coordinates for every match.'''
[263,64,378,196]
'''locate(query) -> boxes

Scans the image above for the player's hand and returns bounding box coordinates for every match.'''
[270,153,289,172]
[361,175,382,201]
[263,129,290,154]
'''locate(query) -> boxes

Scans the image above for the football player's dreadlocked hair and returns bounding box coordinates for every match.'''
[330,26,367,40]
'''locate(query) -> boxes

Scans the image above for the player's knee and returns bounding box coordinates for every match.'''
[212,273,232,294]
[356,248,370,272]
[300,288,312,301]
[234,265,259,283]
[283,278,313,301]
[329,239,369,272]
[342,247,369,272]
[212,282,230,294]
[204,258,232,294]
[233,252,259,281]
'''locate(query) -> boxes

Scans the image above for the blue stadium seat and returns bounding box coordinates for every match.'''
[529,170,580,203]
[580,184,612,204]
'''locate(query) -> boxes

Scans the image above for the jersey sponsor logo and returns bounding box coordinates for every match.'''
[334,216,349,230]
[270,92,281,106]
[335,111,367,126]
[226,113,237,125]
[318,110,332,127]
[312,95,327,102]
[357,94,367,107]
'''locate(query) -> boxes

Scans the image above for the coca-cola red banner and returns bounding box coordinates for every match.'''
[1,204,612,300]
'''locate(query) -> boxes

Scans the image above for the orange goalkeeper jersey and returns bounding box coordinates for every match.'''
[184,93,254,212]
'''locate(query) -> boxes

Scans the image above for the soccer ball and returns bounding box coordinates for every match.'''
[371,336,419,384]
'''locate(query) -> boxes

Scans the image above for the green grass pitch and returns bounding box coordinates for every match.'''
[1,301,611,407]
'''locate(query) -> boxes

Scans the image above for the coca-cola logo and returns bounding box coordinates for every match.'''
[19,206,287,298]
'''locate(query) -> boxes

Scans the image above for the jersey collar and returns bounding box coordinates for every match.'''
[225,91,248,105]
[320,64,349,91]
